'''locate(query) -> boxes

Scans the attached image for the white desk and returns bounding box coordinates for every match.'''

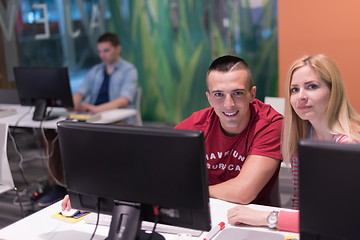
[210,199,299,240]
[0,198,299,240]
[0,104,137,129]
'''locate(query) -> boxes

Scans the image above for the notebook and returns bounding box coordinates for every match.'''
[67,112,101,122]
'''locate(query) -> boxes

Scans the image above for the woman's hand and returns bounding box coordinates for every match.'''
[227,205,270,227]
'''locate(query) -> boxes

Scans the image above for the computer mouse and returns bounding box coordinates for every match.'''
[61,208,80,217]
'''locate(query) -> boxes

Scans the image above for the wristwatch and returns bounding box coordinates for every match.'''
[267,211,279,229]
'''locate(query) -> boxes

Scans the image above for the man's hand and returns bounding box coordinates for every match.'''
[61,194,72,211]
[73,93,84,112]
[80,103,100,113]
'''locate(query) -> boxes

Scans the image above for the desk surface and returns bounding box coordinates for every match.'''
[0,104,137,129]
[0,198,299,240]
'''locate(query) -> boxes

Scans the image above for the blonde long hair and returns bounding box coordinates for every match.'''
[282,54,360,163]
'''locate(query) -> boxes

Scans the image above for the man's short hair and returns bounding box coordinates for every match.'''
[207,55,254,89]
[97,32,120,47]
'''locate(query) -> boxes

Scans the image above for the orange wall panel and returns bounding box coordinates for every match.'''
[278,0,360,111]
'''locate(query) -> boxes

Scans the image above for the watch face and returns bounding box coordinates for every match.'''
[267,211,279,228]
[268,214,277,223]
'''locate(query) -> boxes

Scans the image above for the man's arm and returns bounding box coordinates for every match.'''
[81,96,130,113]
[73,93,84,111]
[209,155,280,204]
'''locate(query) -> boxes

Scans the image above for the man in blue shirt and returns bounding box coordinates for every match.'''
[73,32,138,114]
[38,33,138,207]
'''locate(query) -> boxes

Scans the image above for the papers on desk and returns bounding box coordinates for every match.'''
[0,108,16,118]
[52,211,90,224]
[67,112,101,122]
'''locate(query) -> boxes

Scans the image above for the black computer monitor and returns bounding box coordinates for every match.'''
[299,140,360,240]
[57,121,211,240]
[13,67,74,121]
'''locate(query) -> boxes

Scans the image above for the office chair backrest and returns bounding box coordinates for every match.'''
[269,177,281,207]
[264,97,285,115]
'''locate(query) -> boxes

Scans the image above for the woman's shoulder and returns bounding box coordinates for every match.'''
[333,134,358,143]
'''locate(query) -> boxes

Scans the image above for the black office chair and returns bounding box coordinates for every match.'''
[269,178,281,207]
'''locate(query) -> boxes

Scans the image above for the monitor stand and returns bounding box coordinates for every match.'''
[137,230,165,240]
[32,99,59,121]
[107,201,165,240]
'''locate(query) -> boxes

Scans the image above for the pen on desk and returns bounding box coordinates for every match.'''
[203,222,225,240]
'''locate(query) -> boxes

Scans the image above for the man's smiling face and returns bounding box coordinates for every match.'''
[206,69,256,135]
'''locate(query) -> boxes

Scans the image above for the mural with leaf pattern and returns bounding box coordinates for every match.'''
[107,0,278,124]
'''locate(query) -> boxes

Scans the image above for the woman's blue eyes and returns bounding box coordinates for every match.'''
[290,84,320,93]
[308,84,319,89]
[290,87,299,93]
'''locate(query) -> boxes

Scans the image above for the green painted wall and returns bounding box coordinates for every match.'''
[107,0,278,124]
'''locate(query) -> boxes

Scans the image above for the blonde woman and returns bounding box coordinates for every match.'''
[227,54,360,232]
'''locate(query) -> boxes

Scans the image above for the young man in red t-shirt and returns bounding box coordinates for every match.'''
[61,55,282,211]
[175,55,283,206]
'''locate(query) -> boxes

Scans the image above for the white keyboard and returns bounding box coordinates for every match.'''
[84,213,203,237]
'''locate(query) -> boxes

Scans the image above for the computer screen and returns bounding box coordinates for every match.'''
[57,121,211,240]
[13,67,73,121]
[299,140,360,240]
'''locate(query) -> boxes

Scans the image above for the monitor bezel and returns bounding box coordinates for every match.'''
[299,139,360,240]
[13,66,74,121]
[57,121,211,239]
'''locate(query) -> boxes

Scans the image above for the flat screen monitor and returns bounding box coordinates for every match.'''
[299,140,360,240]
[13,67,74,121]
[57,121,211,240]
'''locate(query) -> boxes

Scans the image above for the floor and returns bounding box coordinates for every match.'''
[0,127,49,229]
[0,123,293,230]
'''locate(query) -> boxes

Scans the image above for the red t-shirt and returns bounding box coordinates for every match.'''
[175,99,283,205]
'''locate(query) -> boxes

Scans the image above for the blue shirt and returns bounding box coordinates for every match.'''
[76,58,138,109]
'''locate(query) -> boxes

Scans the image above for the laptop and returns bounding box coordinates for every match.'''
[299,140,360,240]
